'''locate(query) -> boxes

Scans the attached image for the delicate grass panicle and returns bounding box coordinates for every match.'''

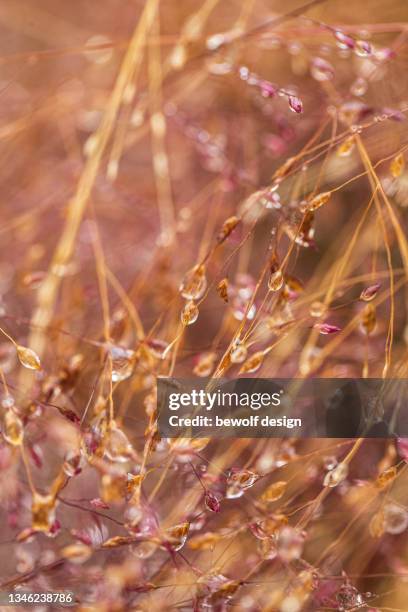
[0,0,407,610]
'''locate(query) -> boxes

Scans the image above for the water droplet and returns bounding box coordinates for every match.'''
[376,466,397,488]
[230,342,248,364]
[226,469,258,498]
[337,136,355,157]
[239,351,264,374]
[189,531,221,550]
[277,526,305,562]
[31,493,56,532]
[334,30,355,50]
[309,301,327,318]
[259,537,278,560]
[166,522,189,551]
[350,77,367,97]
[22,271,46,290]
[105,425,134,463]
[360,303,376,335]
[261,481,287,502]
[268,269,284,292]
[83,35,113,64]
[323,455,338,470]
[323,462,348,487]
[133,541,157,559]
[16,345,41,370]
[181,301,199,326]
[369,510,385,538]
[63,450,84,477]
[206,56,233,75]
[61,543,92,564]
[109,346,135,382]
[217,216,240,243]
[100,472,127,503]
[383,502,408,534]
[1,395,14,410]
[355,39,372,57]
[280,595,302,612]
[179,264,207,300]
[170,43,186,69]
[390,152,405,178]
[193,352,217,377]
[3,409,24,446]
[337,585,368,610]
[308,191,331,212]
[310,57,334,81]
[206,33,226,51]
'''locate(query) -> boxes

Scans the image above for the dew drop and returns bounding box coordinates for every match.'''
[230,342,248,364]
[390,152,405,178]
[3,409,24,446]
[189,531,221,550]
[376,466,397,488]
[100,472,127,503]
[109,346,136,382]
[360,303,376,335]
[193,352,217,377]
[1,395,15,410]
[308,191,331,212]
[277,526,305,562]
[226,469,258,498]
[181,301,199,326]
[383,502,408,534]
[179,264,207,300]
[369,510,384,538]
[280,595,302,612]
[83,35,113,64]
[217,216,240,243]
[309,301,327,318]
[166,522,189,551]
[323,462,348,487]
[104,425,134,463]
[31,493,56,532]
[170,43,187,69]
[261,480,287,503]
[337,136,355,157]
[336,585,365,610]
[16,345,41,371]
[206,32,227,51]
[268,269,284,292]
[239,351,264,374]
[355,39,372,57]
[310,57,334,82]
[133,541,158,559]
[334,30,355,50]
[63,450,84,477]
[61,543,92,564]
[350,77,367,97]
[206,56,233,75]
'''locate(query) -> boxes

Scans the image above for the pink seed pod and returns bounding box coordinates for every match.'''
[288,95,303,114]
